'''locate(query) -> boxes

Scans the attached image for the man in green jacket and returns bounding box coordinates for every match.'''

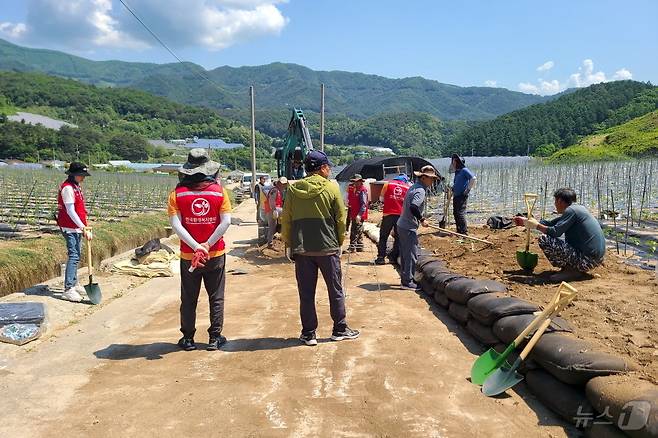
[281,150,360,346]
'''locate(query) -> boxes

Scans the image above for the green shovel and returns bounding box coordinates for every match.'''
[84,232,102,305]
[516,193,539,272]
[480,282,577,396]
[470,282,577,385]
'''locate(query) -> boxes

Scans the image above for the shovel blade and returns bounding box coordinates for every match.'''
[482,363,524,397]
[471,347,512,385]
[516,250,539,272]
[84,283,102,305]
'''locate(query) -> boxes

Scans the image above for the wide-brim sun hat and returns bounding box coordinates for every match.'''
[278,176,289,184]
[179,148,221,176]
[350,173,365,182]
[66,162,91,177]
[413,165,440,179]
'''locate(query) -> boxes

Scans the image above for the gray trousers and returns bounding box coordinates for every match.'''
[349,219,364,250]
[294,253,347,334]
[397,227,418,285]
[266,213,277,244]
[180,255,226,339]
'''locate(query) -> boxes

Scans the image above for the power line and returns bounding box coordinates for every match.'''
[117,0,226,94]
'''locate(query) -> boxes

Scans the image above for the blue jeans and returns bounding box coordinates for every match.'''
[398,227,418,285]
[62,232,82,290]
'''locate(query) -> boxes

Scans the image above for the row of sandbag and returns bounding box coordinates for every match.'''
[416,255,656,437]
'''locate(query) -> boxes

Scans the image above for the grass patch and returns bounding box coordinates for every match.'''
[548,110,658,163]
[0,212,169,297]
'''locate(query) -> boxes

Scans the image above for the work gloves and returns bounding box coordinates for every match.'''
[83,226,93,241]
[514,216,539,230]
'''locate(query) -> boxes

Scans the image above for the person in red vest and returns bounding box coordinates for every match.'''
[375,174,411,265]
[168,149,232,352]
[266,176,288,247]
[57,162,92,302]
[346,174,368,252]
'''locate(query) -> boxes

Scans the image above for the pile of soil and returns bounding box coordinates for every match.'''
[418,226,658,384]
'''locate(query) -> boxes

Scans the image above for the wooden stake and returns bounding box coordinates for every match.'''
[426,224,493,245]
[249,85,257,195]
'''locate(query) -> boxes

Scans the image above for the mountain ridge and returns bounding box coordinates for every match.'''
[0,38,548,120]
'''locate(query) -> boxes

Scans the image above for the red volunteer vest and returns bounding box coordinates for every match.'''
[57,181,88,229]
[348,184,369,220]
[383,180,409,216]
[175,183,226,256]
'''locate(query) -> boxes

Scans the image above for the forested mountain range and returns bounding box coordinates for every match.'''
[0,38,547,120]
[448,81,658,157]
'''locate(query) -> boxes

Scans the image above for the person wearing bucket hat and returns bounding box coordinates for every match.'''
[450,153,476,235]
[168,148,232,351]
[281,149,359,346]
[396,165,440,290]
[57,162,93,302]
[346,173,369,253]
[375,174,411,265]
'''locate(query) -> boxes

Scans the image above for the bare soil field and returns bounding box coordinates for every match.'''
[418,226,658,384]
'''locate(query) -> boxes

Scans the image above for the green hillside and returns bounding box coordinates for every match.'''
[0,71,271,164]
[448,81,657,156]
[548,110,658,162]
[0,38,547,120]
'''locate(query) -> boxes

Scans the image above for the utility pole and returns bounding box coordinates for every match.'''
[320,83,325,152]
[250,86,257,194]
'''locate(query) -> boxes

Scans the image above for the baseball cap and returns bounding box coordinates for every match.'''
[304,150,333,172]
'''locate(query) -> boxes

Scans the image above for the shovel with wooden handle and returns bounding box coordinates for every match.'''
[470,282,577,385]
[481,282,578,396]
[516,193,539,272]
[84,231,102,305]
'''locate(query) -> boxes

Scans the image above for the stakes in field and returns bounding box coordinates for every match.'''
[426,223,493,246]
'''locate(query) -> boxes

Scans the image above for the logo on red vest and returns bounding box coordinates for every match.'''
[191,198,211,216]
[392,185,404,199]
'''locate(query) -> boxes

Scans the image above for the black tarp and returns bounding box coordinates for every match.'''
[335,156,439,182]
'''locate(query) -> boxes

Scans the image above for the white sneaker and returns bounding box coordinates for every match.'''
[62,288,83,302]
[75,284,86,295]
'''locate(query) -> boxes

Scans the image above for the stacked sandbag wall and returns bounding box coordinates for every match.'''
[415,254,655,437]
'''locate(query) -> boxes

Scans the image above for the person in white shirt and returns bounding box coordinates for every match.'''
[56,162,92,302]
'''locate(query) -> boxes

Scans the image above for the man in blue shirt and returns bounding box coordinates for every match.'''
[450,154,476,235]
[514,188,606,282]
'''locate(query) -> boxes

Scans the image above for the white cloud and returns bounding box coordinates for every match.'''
[613,68,633,80]
[0,0,289,51]
[568,59,607,88]
[536,60,554,72]
[519,59,634,95]
[0,22,27,39]
[484,80,497,87]
[518,82,540,94]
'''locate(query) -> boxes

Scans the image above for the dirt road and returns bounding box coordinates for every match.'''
[0,202,575,438]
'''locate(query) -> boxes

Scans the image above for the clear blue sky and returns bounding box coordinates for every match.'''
[1,0,656,94]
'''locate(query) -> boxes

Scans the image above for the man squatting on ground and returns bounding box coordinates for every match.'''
[450,154,476,235]
[266,177,288,247]
[514,187,606,282]
[57,162,93,302]
[346,173,369,252]
[168,149,232,351]
[375,174,411,266]
[281,150,360,346]
[397,165,441,290]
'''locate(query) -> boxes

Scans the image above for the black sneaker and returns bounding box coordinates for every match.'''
[374,257,386,265]
[207,335,227,351]
[299,331,318,346]
[178,337,196,351]
[401,281,421,291]
[331,327,360,341]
